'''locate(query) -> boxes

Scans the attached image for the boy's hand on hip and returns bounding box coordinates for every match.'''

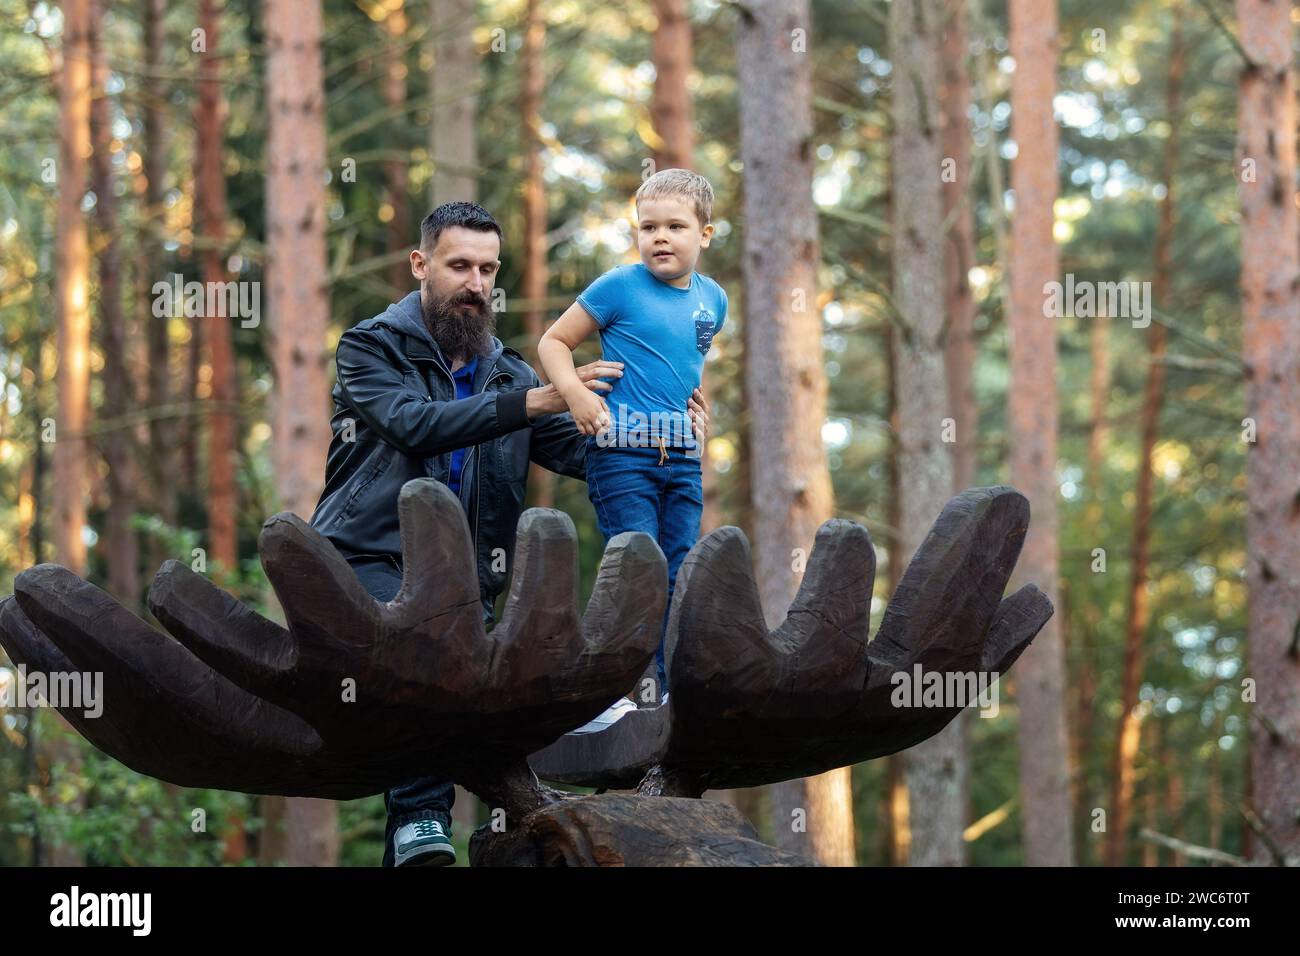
[566,387,611,437]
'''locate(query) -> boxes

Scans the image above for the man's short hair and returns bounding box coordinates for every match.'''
[420,201,503,251]
[635,168,714,227]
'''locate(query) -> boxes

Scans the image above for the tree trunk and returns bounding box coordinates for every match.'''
[140,0,175,550]
[940,0,975,847]
[46,0,95,868]
[196,0,246,863]
[182,297,202,490]
[1007,0,1073,866]
[521,0,553,508]
[54,0,93,577]
[649,0,719,534]
[429,0,478,204]
[198,0,238,586]
[737,0,854,867]
[942,0,977,494]
[383,2,413,294]
[264,0,339,867]
[884,322,909,867]
[89,0,140,611]
[1106,15,1182,867]
[891,0,964,867]
[1075,312,1107,863]
[650,0,694,173]
[1237,0,1300,864]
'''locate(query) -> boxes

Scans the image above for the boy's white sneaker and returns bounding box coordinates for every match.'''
[567,696,637,734]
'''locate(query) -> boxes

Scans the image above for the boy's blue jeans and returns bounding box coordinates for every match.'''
[345,553,456,867]
[585,438,704,695]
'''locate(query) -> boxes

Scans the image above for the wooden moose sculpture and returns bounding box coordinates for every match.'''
[0,479,1052,866]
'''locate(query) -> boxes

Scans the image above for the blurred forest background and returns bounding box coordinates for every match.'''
[0,0,1297,867]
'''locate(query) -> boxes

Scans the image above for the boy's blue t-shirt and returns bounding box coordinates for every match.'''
[577,263,727,449]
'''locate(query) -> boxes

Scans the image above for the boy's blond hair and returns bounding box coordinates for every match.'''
[635,168,714,227]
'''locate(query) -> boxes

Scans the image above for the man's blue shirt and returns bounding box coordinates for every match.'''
[577,263,727,448]
[446,355,478,495]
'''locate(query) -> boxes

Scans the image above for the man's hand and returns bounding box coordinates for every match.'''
[688,387,710,446]
[525,360,623,420]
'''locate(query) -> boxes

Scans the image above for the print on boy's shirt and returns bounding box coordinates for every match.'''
[694,301,718,355]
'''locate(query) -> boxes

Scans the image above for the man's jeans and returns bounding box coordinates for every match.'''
[345,553,457,867]
[585,439,704,695]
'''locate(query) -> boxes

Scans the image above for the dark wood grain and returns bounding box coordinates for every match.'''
[468,794,814,866]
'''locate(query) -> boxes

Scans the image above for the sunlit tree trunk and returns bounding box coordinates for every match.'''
[1007,0,1073,866]
[891,0,964,867]
[429,0,478,204]
[140,0,175,550]
[650,0,694,173]
[521,0,553,507]
[942,0,976,494]
[737,0,854,867]
[46,0,96,868]
[90,0,140,610]
[195,0,247,863]
[264,0,338,867]
[197,0,237,585]
[884,322,910,866]
[383,2,413,293]
[54,0,92,577]
[649,0,722,536]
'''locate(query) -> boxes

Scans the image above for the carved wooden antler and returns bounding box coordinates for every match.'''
[0,479,1051,843]
[529,485,1053,796]
[0,479,666,814]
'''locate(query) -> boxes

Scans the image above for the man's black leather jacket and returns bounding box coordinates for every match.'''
[310,291,586,619]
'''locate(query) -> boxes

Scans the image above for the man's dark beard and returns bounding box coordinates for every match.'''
[422,288,496,362]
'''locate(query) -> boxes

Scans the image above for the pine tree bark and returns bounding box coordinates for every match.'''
[264,0,338,867]
[650,0,721,536]
[737,0,854,867]
[1007,0,1073,866]
[429,0,478,204]
[521,0,553,508]
[1075,311,1107,863]
[650,0,694,173]
[884,322,910,867]
[45,0,96,868]
[198,0,238,585]
[140,0,175,543]
[383,2,413,294]
[196,0,246,863]
[90,1,140,610]
[940,1,976,847]
[54,0,93,577]
[1107,16,1182,867]
[942,0,977,494]
[891,0,964,867]
[1237,0,1300,864]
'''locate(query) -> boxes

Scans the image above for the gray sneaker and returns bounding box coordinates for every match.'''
[393,818,456,867]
